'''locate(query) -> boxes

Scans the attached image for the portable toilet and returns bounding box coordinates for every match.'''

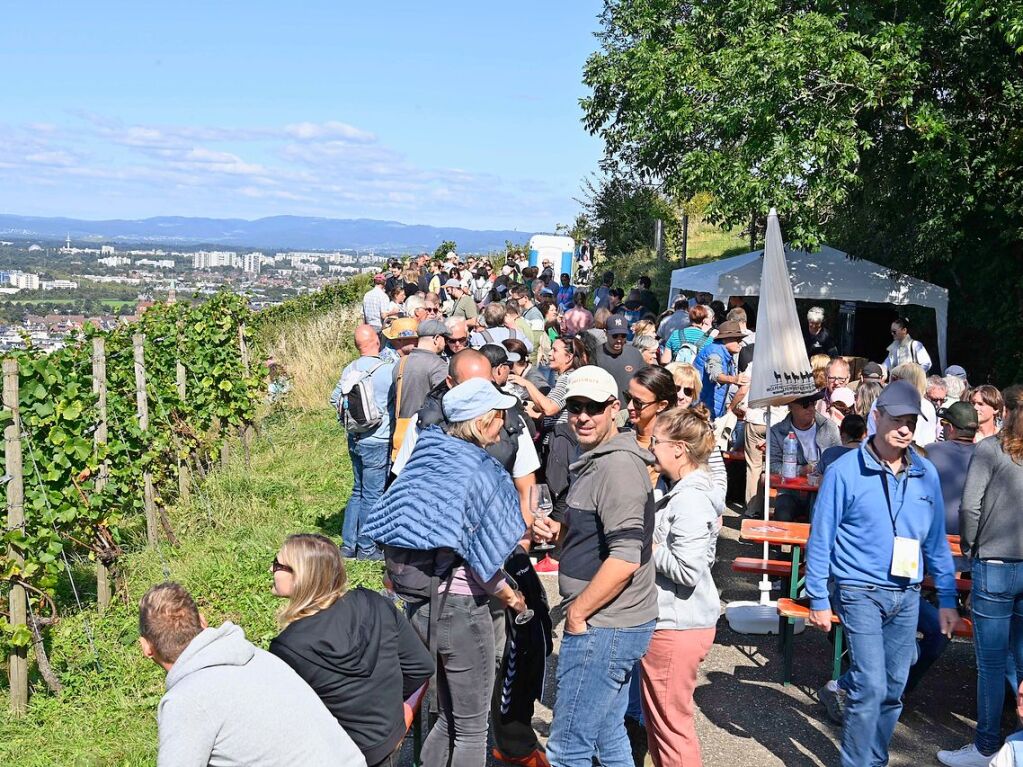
[528,234,575,278]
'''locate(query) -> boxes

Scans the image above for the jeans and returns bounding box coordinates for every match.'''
[904,598,950,694]
[342,435,388,559]
[409,594,494,767]
[547,620,655,767]
[835,584,920,767]
[971,559,1023,755]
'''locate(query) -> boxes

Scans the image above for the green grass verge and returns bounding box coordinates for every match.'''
[0,409,380,766]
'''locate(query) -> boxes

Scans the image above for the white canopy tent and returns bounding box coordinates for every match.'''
[668,244,950,371]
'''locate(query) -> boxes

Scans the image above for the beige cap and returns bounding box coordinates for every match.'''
[565,366,618,403]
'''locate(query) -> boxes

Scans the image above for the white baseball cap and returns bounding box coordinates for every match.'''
[565,366,618,403]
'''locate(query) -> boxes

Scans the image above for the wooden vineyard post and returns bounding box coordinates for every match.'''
[4,358,28,715]
[92,338,111,611]
[133,334,158,547]
[238,324,254,467]
[176,361,190,505]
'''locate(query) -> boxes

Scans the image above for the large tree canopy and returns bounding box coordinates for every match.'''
[583,0,1023,381]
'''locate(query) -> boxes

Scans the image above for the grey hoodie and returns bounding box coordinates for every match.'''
[652,469,724,631]
[559,430,659,629]
[157,622,366,767]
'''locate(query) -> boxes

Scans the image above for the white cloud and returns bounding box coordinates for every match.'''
[0,113,567,229]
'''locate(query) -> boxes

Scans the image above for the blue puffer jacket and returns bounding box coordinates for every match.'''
[364,426,525,581]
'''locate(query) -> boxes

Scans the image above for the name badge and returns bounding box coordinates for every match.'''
[891,536,920,579]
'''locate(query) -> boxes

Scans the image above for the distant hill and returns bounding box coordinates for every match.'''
[0,213,530,253]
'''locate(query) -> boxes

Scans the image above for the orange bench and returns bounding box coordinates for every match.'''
[732,557,795,578]
[776,598,974,684]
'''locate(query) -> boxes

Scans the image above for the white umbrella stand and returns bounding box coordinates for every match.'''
[725,208,816,635]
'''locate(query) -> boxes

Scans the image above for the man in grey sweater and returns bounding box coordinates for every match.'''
[533,366,657,767]
[139,582,366,767]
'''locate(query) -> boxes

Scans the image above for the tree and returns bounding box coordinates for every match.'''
[578,174,682,260]
[583,0,1023,382]
[433,241,457,260]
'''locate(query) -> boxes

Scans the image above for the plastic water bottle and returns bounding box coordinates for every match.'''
[782,431,799,480]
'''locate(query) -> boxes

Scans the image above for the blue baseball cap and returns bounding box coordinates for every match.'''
[875,380,923,417]
[442,378,518,423]
[944,364,968,380]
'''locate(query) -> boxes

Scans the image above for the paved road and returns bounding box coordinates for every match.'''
[405,503,998,766]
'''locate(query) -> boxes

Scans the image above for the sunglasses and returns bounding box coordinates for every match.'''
[566,398,614,416]
[448,336,468,345]
[681,387,695,397]
[271,556,293,574]
[625,393,659,411]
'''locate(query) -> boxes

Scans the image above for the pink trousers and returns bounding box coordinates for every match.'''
[640,626,716,767]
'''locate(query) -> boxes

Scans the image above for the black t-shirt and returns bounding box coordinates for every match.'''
[593,343,646,406]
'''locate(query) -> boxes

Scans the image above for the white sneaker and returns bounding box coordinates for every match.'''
[936,743,993,767]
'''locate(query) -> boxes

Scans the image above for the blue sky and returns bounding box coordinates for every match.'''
[0,2,605,231]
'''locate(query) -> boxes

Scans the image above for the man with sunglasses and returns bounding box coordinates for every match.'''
[442,317,470,361]
[767,391,841,521]
[533,366,657,767]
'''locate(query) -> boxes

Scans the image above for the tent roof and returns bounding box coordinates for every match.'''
[669,244,950,368]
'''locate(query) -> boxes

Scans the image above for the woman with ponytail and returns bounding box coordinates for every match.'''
[640,405,724,766]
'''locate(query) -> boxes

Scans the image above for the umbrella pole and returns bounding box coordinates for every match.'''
[759,409,772,605]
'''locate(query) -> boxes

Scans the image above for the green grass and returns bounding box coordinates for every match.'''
[685,219,750,263]
[0,409,381,767]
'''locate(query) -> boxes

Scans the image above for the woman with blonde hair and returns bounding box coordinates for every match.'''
[810,353,832,389]
[854,379,882,419]
[641,405,723,766]
[665,363,702,408]
[269,534,434,767]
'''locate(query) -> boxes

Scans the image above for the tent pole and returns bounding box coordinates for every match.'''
[760,409,772,603]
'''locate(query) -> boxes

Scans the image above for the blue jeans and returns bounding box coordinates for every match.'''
[835,584,920,767]
[547,620,655,767]
[971,559,1023,755]
[342,435,388,559]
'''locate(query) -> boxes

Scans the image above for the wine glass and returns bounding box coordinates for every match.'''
[502,570,533,624]
[531,483,554,553]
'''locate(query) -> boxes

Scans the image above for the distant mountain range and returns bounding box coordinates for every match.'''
[0,213,531,253]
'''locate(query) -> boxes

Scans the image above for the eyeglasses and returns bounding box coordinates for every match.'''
[271,556,293,574]
[926,396,945,406]
[423,307,440,314]
[448,336,468,346]
[649,435,684,450]
[826,376,849,384]
[566,398,614,416]
[681,387,695,397]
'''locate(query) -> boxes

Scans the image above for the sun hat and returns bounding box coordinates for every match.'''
[714,320,745,343]
[442,378,518,422]
[383,317,418,340]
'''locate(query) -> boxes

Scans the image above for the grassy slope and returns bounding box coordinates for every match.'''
[0,409,381,767]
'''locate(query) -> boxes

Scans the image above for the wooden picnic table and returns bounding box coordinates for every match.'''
[738,521,965,684]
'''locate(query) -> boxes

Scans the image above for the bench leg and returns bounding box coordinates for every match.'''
[781,618,795,685]
[831,624,844,681]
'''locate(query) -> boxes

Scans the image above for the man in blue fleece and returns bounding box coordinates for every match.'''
[805,380,959,767]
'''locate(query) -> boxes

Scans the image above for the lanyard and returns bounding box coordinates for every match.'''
[872,439,904,536]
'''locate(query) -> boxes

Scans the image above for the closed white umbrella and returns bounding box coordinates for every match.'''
[726,208,815,634]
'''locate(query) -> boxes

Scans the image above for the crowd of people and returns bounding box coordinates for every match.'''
[137,250,1023,767]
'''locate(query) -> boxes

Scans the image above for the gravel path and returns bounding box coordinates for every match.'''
[404,502,996,766]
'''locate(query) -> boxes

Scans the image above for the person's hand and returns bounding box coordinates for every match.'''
[532,516,560,544]
[565,605,588,635]
[939,607,960,638]
[507,373,527,387]
[808,608,833,632]
[508,590,527,615]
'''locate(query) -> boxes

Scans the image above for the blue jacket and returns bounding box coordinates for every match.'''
[364,426,525,581]
[805,441,957,611]
[695,342,733,419]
